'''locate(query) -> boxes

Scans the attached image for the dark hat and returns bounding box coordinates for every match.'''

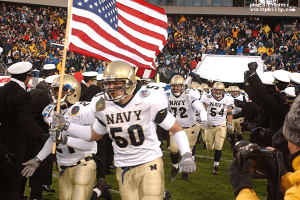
[283,95,300,146]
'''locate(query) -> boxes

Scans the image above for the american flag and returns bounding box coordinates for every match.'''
[68,0,168,78]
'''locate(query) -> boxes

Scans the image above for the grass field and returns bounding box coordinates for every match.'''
[25,132,268,200]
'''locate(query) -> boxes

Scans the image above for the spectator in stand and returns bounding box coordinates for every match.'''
[236,43,244,55]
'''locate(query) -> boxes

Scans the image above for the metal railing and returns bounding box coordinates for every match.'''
[0,62,8,76]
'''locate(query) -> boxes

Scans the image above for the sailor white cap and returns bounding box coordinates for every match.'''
[8,61,32,74]
[258,72,275,85]
[82,71,98,78]
[45,75,60,84]
[284,87,296,98]
[43,64,56,70]
[96,74,103,81]
[289,73,300,85]
[273,70,291,83]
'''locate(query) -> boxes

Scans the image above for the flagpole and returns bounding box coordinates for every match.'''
[52,0,74,154]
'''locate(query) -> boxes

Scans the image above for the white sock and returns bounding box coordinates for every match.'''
[192,156,195,160]
[173,163,179,169]
[93,188,102,198]
[214,162,219,167]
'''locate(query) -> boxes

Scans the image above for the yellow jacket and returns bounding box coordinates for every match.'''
[257,46,266,55]
[237,152,300,200]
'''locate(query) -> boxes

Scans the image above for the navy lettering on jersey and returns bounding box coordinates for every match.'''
[169,100,185,106]
[106,110,142,124]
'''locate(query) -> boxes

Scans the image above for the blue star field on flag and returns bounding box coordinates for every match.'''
[73,0,118,31]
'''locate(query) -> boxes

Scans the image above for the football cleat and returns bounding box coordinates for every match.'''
[213,165,219,175]
[181,173,188,181]
[169,167,179,181]
[163,189,171,200]
[95,178,112,200]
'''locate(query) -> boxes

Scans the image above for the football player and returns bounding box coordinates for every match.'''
[21,75,112,200]
[167,76,208,181]
[202,83,210,95]
[190,82,207,150]
[50,61,196,200]
[228,86,244,150]
[201,81,234,175]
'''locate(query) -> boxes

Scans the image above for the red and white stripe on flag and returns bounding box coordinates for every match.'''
[68,0,168,79]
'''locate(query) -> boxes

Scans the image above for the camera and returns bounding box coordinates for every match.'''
[233,141,273,179]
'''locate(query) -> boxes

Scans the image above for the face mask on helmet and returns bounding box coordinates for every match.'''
[102,79,134,102]
[170,75,186,97]
[102,61,136,102]
[171,84,185,97]
[50,74,81,105]
[212,82,225,99]
[213,89,224,99]
[50,84,74,104]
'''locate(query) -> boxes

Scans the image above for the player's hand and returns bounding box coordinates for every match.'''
[179,152,196,173]
[201,120,209,129]
[228,158,253,197]
[52,112,69,130]
[248,62,258,75]
[49,129,68,145]
[21,158,40,178]
[227,123,233,132]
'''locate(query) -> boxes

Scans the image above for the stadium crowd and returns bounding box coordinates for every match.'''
[0,2,300,83]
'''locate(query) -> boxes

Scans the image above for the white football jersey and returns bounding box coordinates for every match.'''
[167,88,201,127]
[90,85,166,167]
[201,94,234,126]
[41,102,97,166]
[232,94,243,115]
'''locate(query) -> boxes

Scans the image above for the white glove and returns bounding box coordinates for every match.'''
[179,152,196,173]
[21,158,40,178]
[227,123,233,132]
[52,112,69,130]
[49,129,68,145]
[201,120,210,129]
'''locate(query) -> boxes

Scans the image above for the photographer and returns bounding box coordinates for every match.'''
[228,95,300,199]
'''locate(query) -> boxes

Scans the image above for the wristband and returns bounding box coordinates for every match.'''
[34,156,42,163]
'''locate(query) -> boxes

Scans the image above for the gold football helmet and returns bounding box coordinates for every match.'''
[202,83,209,93]
[102,61,136,102]
[190,82,203,95]
[50,74,81,105]
[212,81,225,99]
[240,89,245,95]
[231,86,240,98]
[170,75,186,97]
